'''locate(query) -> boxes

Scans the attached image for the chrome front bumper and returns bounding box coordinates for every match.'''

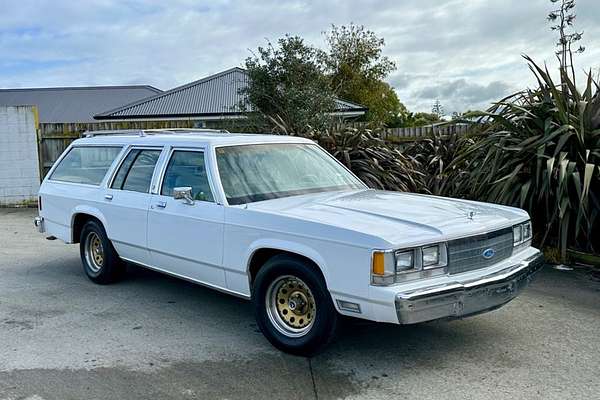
[33,216,45,233]
[395,252,544,324]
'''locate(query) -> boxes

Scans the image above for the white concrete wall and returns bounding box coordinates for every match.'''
[0,105,40,206]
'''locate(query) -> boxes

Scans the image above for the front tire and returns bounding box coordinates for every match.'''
[253,255,338,356]
[79,220,124,284]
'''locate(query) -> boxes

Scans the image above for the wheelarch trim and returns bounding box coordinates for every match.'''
[245,240,330,290]
[70,206,109,243]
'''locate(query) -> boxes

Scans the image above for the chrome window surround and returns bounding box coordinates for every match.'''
[154,147,219,204]
[107,146,164,194]
[47,145,124,187]
[211,142,368,207]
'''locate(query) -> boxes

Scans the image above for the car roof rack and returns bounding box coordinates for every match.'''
[83,128,230,138]
[145,128,231,135]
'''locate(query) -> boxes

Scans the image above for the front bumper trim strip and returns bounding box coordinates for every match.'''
[395,252,544,324]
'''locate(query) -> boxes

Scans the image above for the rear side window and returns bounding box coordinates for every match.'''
[161,151,214,202]
[50,146,122,185]
[111,149,161,193]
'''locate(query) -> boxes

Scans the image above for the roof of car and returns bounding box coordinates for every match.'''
[73,129,315,147]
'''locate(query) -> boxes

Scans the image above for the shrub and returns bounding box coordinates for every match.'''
[449,56,600,258]
[297,125,427,193]
[405,130,476,197]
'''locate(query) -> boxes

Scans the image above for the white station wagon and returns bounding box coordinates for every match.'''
[34,129,543,355]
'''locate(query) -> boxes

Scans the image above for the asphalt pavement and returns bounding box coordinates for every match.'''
[1,208,599,399]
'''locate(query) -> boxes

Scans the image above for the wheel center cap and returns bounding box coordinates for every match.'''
[288,291,308,314]
[288,300,297,310]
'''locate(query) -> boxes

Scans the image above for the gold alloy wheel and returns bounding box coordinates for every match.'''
[266,275,316,337]
[85,232,104,273]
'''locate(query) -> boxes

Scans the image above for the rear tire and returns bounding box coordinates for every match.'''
[253,255,338,356]
[79,220,124,284]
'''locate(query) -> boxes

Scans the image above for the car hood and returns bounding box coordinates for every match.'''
[246,189,529,248]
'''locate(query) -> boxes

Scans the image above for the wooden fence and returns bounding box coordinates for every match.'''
[382,124,470,141]
[37,121,471,177]
[38,120,194,177]
[331,122,471,141]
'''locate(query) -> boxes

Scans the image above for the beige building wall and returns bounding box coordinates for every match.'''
[0,105,40,206]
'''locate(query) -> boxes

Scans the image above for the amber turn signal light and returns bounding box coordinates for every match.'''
[372,251,385,275]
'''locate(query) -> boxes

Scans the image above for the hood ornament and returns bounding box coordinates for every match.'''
[467,210,476,220]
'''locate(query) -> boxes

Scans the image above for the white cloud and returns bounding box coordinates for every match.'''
[0,0,599,113]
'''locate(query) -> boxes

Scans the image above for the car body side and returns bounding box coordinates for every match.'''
[39,136,381,315]
[38,134,539,325]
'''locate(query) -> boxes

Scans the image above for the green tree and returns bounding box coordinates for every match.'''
[242,35,336,134]
[323,24,402,124]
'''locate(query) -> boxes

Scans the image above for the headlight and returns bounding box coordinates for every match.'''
[422,245,440,267]
[372,243,447,285]
[513,225,522,245]
[395,250,414,271]
[513,220,532,246]
[522,221,532,240]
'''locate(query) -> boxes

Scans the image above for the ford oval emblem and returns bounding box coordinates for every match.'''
[482,248,496,259]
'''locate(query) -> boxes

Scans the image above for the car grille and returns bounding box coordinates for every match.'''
[447,228,513,274]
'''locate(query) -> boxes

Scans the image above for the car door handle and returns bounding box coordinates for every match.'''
[156,201,167,208]
[104,194,113,201]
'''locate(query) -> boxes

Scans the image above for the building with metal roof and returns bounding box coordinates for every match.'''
[94,67,367,122]
[0,85,162,123]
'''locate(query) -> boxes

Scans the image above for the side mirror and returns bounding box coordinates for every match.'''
[173,186,194,205]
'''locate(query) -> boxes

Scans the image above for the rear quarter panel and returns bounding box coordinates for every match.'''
[39,181,107,243]
[38,142,126,244]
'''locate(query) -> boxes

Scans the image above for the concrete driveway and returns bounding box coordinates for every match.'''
[1,208,599,400]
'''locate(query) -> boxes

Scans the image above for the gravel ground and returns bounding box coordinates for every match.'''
[1,208,599,400]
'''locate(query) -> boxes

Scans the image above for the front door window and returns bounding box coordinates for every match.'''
[161,150,214,202]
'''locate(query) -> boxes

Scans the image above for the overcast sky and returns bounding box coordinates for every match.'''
[1,0,599,114]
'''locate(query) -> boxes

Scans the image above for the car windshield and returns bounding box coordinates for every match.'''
[216,143,365,205]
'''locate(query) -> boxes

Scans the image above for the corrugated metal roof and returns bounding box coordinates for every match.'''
[0,85,162,123]
[334,98,369,111]
[95,67,367,119]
